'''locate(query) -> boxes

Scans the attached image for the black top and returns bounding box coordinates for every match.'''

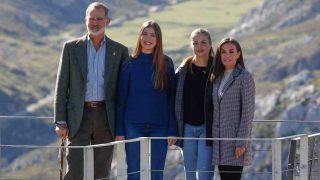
[183,63,209,125]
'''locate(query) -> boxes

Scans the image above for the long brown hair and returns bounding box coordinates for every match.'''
[214,37,245,81]
[131,20,167,90]
[181,28,214,73]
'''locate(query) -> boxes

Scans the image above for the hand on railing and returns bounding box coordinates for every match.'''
[115,136,125,141]
[235,147,246,159]
[168,136,177,147]
[209,73,215,82]
[55,124,69,139]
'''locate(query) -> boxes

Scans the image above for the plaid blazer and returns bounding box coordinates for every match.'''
[211,64,255,166]
[174,56,214,147]
[174,62,187,147]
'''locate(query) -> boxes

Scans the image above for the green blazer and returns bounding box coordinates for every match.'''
[54,35,129,138]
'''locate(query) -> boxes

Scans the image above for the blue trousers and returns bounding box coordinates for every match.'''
[183,123,214,180]
[125,123,168,180]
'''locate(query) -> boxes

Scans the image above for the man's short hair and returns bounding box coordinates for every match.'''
[86,2,109,18]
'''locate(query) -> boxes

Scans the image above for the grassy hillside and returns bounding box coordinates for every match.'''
[107,0,262,61]
[0,0,262,178]
[0,0,180,115]
[0,0,262,115]
[0,35,58,114]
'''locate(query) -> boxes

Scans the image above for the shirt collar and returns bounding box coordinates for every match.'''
[87,35,106,46]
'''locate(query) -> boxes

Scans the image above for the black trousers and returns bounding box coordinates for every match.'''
[218,165,243,180]
[64,105,113,180]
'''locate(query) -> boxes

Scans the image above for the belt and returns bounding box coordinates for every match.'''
[84,101,105,108]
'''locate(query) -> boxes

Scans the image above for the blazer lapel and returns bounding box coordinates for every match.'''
[104,37,117,86]
[75,35,88,81]
[177,65,187,97]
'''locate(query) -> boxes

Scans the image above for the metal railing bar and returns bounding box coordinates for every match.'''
[0,176,29,179]
[292,133,320,140]
[126,171,140,175]
[96,174,122,180]
[151,137,276,141]
[253,120,320,123]
[308,133,320,137]
[243,171,273,174]
[0,115,53,119]
[276,134,306,140]
[167,147,273,152]
[1,115,320,123]
[0,137,147,148]
[0,133,314,147]
[1,129,319,179]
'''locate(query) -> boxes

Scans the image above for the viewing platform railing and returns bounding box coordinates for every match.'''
[0,117,319,180]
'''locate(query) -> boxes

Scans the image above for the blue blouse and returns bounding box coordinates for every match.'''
[116,53,177,136]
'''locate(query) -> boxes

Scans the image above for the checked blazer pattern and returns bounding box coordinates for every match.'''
[211,64,255,166]
[174,61,187,147]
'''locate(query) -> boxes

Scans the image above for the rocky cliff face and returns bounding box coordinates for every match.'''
[251,71,320,179]
[0,0,189,177]
[232,0,320,179]
[229,0,320,83]
[1,0,320,179]
[230,0,320,36]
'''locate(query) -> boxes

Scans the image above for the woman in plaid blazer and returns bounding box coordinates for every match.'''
[206,37,255,180]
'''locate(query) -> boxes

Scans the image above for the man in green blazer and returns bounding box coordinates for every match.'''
[54,2,129,179]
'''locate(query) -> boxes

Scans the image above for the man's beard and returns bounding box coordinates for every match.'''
[87,26,105,36]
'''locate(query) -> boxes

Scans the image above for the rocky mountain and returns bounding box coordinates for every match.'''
[0,0,173,37]
[230,0,320,82]
[0,0,188,173]
[228,0,320,179]
[1,0,320,179]
[230,0,320,35]
[0,0,186,116]
[232,0,320,130]
[0,0,183,38]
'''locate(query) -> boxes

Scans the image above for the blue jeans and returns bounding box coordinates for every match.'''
[125,123,168,180]
[183,123,214,180]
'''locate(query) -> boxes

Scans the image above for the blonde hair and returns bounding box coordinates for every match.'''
[182,28,215,72]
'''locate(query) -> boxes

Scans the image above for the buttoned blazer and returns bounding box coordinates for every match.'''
[211,64,255,166]
[175,56,214,147]
[54,35,129,138]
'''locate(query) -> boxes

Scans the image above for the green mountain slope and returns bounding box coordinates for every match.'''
[0,0,262,178]
[9,0,320,179]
